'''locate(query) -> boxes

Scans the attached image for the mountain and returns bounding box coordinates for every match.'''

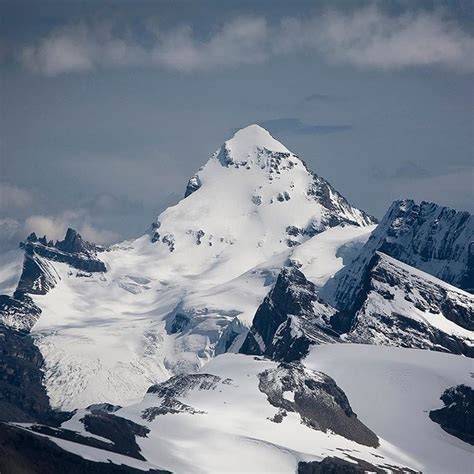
[3,346,472,474]
[330,200,474,312]
[241,250,473,361]
[341,252,473,355]
[0,124,473,474]
[0,124,377,410]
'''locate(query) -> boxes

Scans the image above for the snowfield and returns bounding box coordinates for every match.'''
[34,346,473,474]
[304,344,474,474]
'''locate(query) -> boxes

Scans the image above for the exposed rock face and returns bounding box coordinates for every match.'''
[343,253,474,357]
[258,363,379,448]
[184,173,202,198]
[0,324,50,422]
[429,384,474,445]
[0,423,170,474]
[240,265,339,362]
[297,456,417,474]
[0,229,106,332]
[306,170,377,228]
[21,229,106,273]
[0,293,42,332]
[332,200,474,313]
[143,373,229,421]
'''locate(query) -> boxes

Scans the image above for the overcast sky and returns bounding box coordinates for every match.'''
[1,0,473,251]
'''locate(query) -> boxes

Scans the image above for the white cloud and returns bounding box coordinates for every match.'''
[0,183,34,211]
[24,212,120,244]
[280,7,474,71]
[19,7,473,76]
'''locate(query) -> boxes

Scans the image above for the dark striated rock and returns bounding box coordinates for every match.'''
[332,200,473,313]
[21,233,106,273]
[144,373,226,421]
[184,173,202,198]
[147,373,223,397]
[306,170,377,228]
[0,423,170,474]
[298,456,417,474]
[55,228,98,254]
[240,266,339,362]
[0,324,50,422]
[429,384,474,445]
[0,292,42,332]
[344,253,474,357]
[81,412,150,460]
[258,363,379,448]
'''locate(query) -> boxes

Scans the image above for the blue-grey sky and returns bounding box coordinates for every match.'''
[1,0,473,250]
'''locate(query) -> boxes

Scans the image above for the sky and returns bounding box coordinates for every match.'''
[0,0,473,251]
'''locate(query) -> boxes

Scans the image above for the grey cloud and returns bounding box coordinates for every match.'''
[371,161,432,180]
[392,161,431,179]
[19,7,474,75]
[303,93,345,104]
[258,118,351,136]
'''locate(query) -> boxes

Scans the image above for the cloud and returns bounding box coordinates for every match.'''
[0,218,22,252]
[371,160,431,180]
[277,7,473,71]
[258,118,351,135]
[24,212,120,244]
[19,7,474,76]
[0,183,34,211]
[303,93,345,104]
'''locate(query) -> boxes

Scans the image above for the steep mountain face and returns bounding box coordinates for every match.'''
[240,265,339,361]
[0,230,105,332]
[0,125,377,410]
[330,200,474,312]
[151,124,375,274]
[0,324,51,422]
[242,251,472,361]
[343,253,474,356]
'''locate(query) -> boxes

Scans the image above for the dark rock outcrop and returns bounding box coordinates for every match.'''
[21,229,106,273]
[143,373,228,421]
[429,384,474,445]
[240,265,339,362]
[298,456,417,474]
[0,324,50,422]
[258,363,379,448]
[345,253,473,357]
[0,423,170,474]
[332,200,474,313]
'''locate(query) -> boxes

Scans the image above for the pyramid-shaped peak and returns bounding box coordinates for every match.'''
[223,124,291,162]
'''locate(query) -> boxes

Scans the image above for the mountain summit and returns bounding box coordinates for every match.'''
[154,125,376,276]
[0,126,378,410]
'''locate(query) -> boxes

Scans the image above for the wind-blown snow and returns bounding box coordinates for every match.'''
[0,249,24,295]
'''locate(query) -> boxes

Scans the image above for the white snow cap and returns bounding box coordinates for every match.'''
[221,124,291,164]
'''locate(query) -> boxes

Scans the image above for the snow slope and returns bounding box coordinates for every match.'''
[305,344,474,474]
[47,353,417,474]
[8,124,375,410]
[0,249,24,295]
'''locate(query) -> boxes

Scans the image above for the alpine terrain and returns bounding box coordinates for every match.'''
[0,125,472,474]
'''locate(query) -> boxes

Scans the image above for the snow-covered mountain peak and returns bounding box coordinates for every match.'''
[218,124,291,166]
[155,126,376,280]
